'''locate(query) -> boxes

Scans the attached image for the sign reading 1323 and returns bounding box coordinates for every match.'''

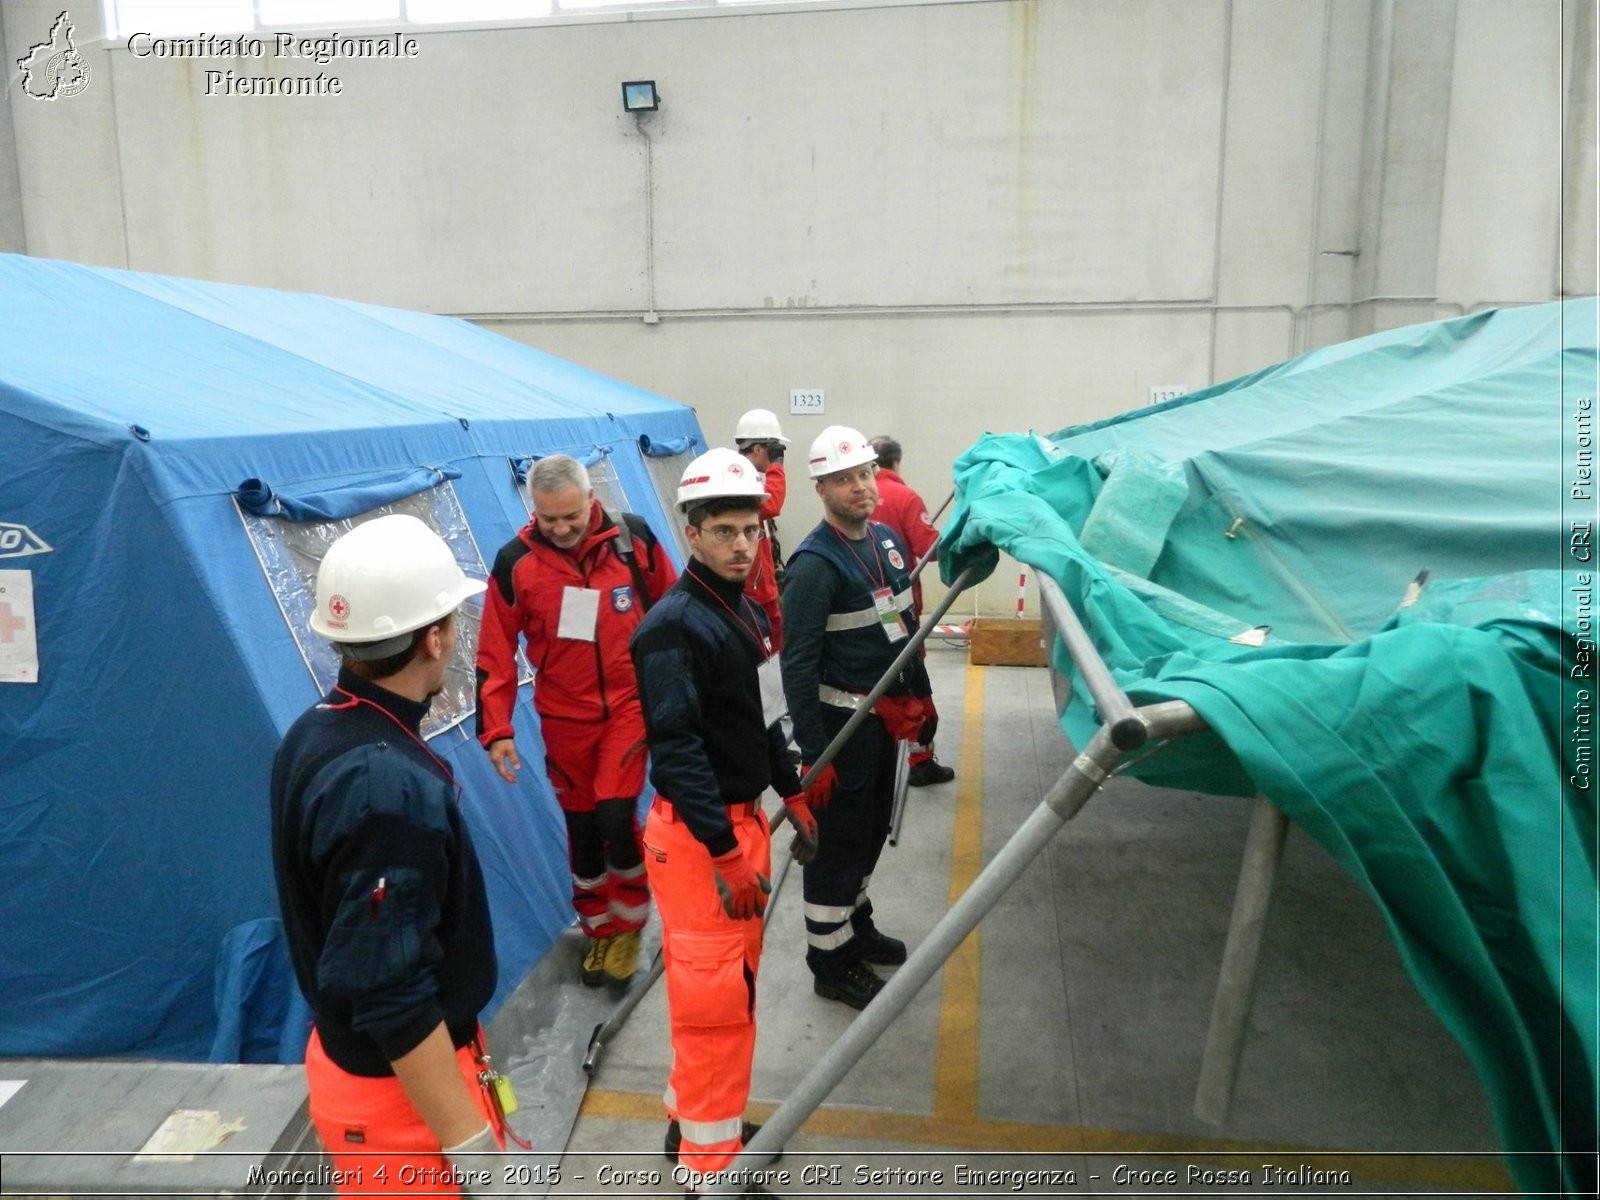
[789,389,825,416]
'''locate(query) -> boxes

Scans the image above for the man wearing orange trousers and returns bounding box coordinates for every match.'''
[630,448,816,1197]
[272,516,511,1197]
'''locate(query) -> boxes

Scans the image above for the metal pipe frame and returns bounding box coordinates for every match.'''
[707,700,1209,1195]
[1037,572,1148,751]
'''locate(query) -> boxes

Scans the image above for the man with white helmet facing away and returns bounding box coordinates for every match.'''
[270,514,512,1197]
[629,448,815,1196]
[733,408,790,651]
[780,426,933,1010]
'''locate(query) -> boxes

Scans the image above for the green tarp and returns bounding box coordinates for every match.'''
[942,300,1597,1196]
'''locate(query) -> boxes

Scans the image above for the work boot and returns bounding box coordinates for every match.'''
[664,1119,778,1164]
[908,758,955,787]
[853,926,907,966]
[812,958,885,1010]
[580,935,611,987]
[603,929,641,984]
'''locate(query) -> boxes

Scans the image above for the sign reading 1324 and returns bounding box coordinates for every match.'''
[789,389,825,416]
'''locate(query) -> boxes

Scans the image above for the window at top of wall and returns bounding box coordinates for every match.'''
[106,1,254,37]
[256,1,401,25]
[406,0,552,20]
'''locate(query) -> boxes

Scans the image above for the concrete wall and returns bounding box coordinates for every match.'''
[0,14,26,252]
[5,0,1593,614]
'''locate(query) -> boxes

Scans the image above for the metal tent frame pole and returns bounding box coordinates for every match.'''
[707,568,1212,1193]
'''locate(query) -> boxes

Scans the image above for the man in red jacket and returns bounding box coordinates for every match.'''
[735,408,789,651]
[476,454,678,986]
[870,436,955,787]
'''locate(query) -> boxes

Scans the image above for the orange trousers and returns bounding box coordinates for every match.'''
[643,798,770,1177]
[305,1028,499,1198]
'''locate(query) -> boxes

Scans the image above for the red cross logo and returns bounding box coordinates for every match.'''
[838,441,852,453]
[0,602,25,644]
[728,462,744,476]
[328,594,350,620]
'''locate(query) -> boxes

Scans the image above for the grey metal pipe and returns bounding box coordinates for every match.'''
[886,740,911,846]
[1038,572,1147,752]
[706,700,1208,1194]
[1193,795,1291,1124]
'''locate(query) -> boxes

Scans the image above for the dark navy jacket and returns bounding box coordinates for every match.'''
[630,557,803,857]
[271,668,496,1077]
[780,519,928,764]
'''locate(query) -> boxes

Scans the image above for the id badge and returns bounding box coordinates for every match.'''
[873,588,907,643]
[757,653,787,728]
[492,1073,519,1117]
[557,586,600,641]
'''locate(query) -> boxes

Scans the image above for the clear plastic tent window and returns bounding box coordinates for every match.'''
[518,452,631,518]
[237,482,489,740]
[639,446,693,564]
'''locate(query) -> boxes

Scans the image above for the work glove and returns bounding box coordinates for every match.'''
[442,1121,508,1199]
[800,762,838,809]
[916,713,938,748]
[781,795,819,866]
[711,848,771,920]
[873,693,928,743]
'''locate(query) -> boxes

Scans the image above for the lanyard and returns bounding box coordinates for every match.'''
[829,523,888,590]
[329,687,458,790]
[690,573,771,657]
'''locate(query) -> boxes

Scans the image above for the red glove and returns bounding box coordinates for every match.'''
[801,762,838,810]
[873,693,928,742]
[711,848,771,920]
[781,795,819,866]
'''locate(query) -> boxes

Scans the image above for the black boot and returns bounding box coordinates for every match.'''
[812,958,885,1010]
[908,758,955,787]
[853,925,907,966]
[664,1120,776,1164]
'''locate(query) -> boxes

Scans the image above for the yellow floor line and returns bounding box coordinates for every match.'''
[576,1086,1513,1191]
[930,662,987,1117]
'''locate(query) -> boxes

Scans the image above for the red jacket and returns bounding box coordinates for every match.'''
[872,468,939,610]
[475,501,677,741]
[742,461,786,608]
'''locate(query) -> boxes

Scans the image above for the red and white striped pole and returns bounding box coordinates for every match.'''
[1015,570,1027,618]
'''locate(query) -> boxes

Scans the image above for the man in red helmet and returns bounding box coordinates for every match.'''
[476,454,677,989]
[869,435,954,787]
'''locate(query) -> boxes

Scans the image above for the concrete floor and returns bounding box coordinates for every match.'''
[549,643,1507,1198]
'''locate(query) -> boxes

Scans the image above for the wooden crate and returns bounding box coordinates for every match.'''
[967,617,1048,667]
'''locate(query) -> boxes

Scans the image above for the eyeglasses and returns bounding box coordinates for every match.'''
[698,522,766,544]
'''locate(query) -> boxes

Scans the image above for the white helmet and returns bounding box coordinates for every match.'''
[310,514,487,659]
[806,425,878,479]
[676,447,771,513]
[734,408,789,445]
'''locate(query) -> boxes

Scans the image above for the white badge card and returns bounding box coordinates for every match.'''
[0,570,39,683]
[557,586,601,642]
[872,587,907,643]
[757,653,787,728]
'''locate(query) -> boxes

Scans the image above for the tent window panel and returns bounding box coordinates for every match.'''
[238,481,489,740]
[640,449,693,566]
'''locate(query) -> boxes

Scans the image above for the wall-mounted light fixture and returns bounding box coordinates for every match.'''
[621,80,659,113]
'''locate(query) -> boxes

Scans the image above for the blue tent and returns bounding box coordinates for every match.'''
[0,254,703,1062]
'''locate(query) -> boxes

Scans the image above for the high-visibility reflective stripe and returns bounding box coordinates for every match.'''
[825,588,912,631]
[818,685,867,711]
[663,1082,677,1113]
[678,1114,745,1145]
[804,901,854,924]
[806,923,855,951]
[578,911,609,931]
[610,897,652,923]
[572,872,606,891]
[610,862,647,881]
